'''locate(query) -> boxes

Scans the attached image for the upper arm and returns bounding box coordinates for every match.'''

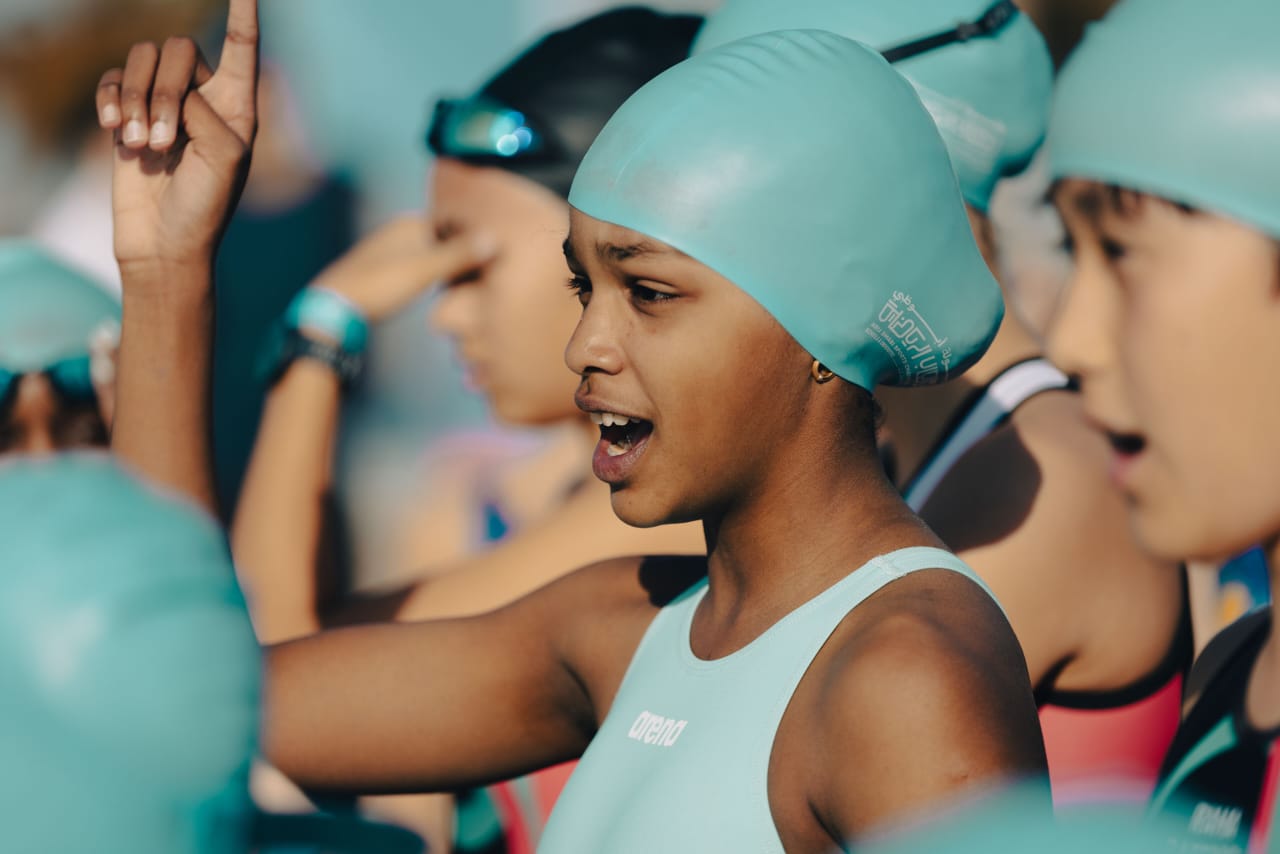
[262,558,646,795]
[812,598,1048,843]
[391,486,704,622]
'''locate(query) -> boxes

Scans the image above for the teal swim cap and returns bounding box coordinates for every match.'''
[0,454,259,853]
[0,239,120,372]
[692,0,1053,212]
[569,30,1003,391]
[1049,0,1280,238]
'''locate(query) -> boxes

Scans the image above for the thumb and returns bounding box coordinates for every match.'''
[181,88,248,163]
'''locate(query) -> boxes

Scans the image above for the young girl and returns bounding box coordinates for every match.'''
[101,5,1048,850]
[693,0,1189,807]
[1045,0,1280,848]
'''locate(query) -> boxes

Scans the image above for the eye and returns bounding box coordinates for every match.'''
[628,281,675,305]
[1058,233,1076,257]
[1100,236,1128,262]
[567,274,592,306]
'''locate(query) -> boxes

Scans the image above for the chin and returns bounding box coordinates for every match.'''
[1134,505,1245,566]
[608,486,703,530]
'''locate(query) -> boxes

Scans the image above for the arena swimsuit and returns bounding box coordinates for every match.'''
[902,357,1191,806]
[1150,608,1279,853]
[538,547,998,853]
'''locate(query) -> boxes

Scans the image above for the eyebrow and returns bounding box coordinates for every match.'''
[598,240,673,263]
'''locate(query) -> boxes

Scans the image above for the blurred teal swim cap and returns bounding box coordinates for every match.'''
[0,454,260,853]
[1049,0,1280,238]
[692,0,1054,212]
[569,30,1003,391]
[0,239,119,371]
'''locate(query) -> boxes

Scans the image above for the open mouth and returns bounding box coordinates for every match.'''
[590,411,654,457]
[1107,431,1146,457]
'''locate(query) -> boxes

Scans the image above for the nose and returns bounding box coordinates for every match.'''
[6,375,57,456]
[565,297,624,378]
[1045,256,1113,388]
[428,278,480,338]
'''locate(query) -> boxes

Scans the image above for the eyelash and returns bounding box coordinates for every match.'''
[567,275,592,307]
[1056,232,1128,263]
[628,281,673,304]
[565,276,676,307]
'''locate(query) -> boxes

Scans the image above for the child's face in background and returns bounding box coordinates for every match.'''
[1049,179,1280,563]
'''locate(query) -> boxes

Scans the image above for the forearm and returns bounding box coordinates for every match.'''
[112,261,218,515]
[232,358,343,644]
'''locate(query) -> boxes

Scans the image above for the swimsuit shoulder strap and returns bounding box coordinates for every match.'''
[905,357,1070,511]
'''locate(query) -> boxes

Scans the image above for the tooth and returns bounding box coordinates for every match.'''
[602,413,614,427]
[615,415,632,427]
[606,443,626,457]
[589,412,603,425]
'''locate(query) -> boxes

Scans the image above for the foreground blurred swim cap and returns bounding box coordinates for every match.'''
[570,29,1003,391]
[0,240,119,371]
[692,0,1053,212]
[1049,0,1280,238]
[0,454,259,853]
[431,7,703,199]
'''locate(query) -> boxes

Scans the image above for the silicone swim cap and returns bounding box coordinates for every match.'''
[428,7,703,199]
[0,239,119,372]
[569,30,1003,391]
[692,0,1053,212]
[0,454,259,853]
[1049,0,1280,238]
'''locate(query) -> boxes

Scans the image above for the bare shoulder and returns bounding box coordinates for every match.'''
[920,390,1113,548]
[920,390,1181,686]
[790,569,1046,840]
[827,569,1033,721]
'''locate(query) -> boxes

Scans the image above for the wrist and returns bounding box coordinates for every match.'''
[286,286,370,354]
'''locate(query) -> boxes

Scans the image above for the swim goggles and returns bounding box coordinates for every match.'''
[0,354,97,413]
[880,0,1019,64]
[426,94,561,162]
[425,0,1019,160]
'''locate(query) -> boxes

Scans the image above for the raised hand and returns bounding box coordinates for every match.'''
[97,0,259,278]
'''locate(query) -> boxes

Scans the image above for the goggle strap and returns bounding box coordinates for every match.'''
[881,0,1019,64]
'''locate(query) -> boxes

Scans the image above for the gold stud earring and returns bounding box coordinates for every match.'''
[810,360,835,384]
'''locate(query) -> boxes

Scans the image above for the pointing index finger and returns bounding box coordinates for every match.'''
[217,0,259,90]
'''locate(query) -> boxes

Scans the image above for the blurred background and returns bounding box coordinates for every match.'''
[0,0,1131,589]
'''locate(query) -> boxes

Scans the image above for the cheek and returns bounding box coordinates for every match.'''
[1121,272,1280,558]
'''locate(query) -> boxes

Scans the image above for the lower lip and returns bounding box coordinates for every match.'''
[592,431,652,486]
[1108,448,1143,489]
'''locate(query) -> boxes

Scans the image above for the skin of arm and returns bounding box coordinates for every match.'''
[260,556,663,795]
[798,573,1049,849]
[229,217,498,644]
[99,1,260,515]
[917,392,1182,691]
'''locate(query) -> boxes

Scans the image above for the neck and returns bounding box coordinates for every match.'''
[692,428,934,658]
[878,303,1043,486]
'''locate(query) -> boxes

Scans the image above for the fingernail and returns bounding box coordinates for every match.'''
[122,120,147,145]
[149,120,173,146]
[101,104,120,125]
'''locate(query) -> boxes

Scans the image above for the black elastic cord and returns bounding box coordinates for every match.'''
[881,0,1019,64]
